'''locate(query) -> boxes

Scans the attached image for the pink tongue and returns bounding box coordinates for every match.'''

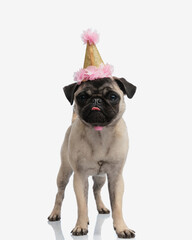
[92,107,100,111]
[94,126,103,131]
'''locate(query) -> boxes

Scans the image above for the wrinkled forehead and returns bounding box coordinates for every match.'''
[75,78,120,95]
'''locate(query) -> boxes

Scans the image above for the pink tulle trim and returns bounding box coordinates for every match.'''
[74,64,114,84]
[81,29,99,45]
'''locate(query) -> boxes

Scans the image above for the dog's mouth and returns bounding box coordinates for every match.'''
[84,110,107,125]
[87,108,105,131]
[80,105,117,129]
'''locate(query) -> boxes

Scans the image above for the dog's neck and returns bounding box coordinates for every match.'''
[70,117,128,159]
[74,117,125,137]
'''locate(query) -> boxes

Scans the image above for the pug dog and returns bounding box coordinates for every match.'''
[48,77,136,238]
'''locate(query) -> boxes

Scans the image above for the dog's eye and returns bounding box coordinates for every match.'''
[106,92,120,104]
[109,93,118,101]
[77,93,89,102]
[80,95,87,100]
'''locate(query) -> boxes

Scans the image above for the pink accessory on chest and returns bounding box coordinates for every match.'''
[94,126,104,131]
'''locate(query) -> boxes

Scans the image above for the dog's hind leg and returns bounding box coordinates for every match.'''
[92,175,110,214]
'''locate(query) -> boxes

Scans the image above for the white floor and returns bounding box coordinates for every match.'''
[1,168,191,240]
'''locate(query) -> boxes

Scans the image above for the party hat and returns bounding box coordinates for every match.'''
[74,29,114,84]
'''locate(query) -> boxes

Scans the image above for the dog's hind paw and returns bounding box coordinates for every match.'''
[98,207,110,214]
[71,226,88,236]
[116,228,135,239]
[48,213,61,222]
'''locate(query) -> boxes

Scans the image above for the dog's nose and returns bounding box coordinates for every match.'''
[92,98,102,105]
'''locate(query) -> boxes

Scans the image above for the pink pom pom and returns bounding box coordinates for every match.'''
[81,29,99,45]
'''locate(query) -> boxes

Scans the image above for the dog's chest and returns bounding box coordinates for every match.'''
[68,119,128,176]
[76,155,111,176]
[72,131,127,176]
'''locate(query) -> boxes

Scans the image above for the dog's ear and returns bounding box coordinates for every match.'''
[114,78,137,99]
[63,83,79,105]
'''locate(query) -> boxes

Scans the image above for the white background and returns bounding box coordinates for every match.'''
[0,0,192,239]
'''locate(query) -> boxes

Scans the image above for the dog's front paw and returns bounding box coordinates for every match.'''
[48,212,61,222]
[116,228,135,239]
[71,226,88,236]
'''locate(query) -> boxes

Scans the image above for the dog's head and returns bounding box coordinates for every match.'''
[63,77,136,128]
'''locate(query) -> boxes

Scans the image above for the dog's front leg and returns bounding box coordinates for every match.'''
[71,172,89,236]
[108,170,135,239]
